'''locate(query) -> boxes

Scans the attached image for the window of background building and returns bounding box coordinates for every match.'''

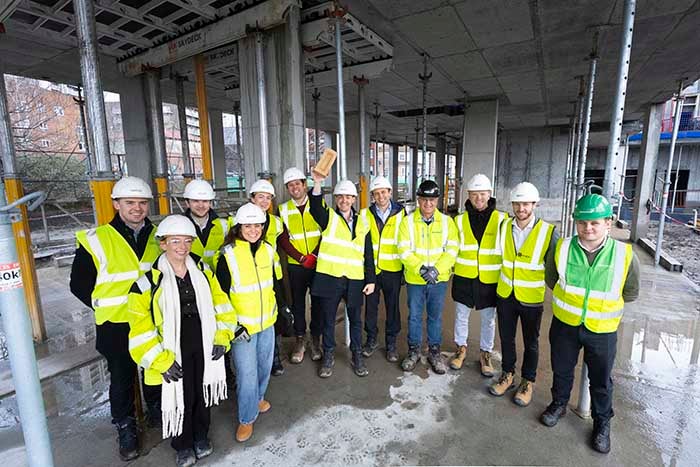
[39,122,48,130]
[53,106,64,116]
[40,139,50,147]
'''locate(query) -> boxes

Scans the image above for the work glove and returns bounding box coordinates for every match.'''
[300,254,317,269]
[211,344,226,361]
[420,265,439,284]
[233,324,251,344]
[162,361,183,384]
[275,305,295,337]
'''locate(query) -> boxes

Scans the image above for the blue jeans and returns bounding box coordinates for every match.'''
[231,326,274,424]
[406,282,448,347]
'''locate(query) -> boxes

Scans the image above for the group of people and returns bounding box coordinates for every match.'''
[70,167,639,466]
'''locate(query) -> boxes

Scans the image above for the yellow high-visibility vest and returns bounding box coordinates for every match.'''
[360,207,405,274]
[190,216,231,268]
[552,237,633,333]
[265,214,283,246]
[454,210,506,283]
[278,199,322,265]
[496,218,554,304]
[221,239,280,335]
[316,210,369,280]
[76,224,160,325]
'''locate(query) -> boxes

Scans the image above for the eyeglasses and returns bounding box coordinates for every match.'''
[166,238,194,246]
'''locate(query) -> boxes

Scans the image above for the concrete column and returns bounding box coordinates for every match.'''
[209,109,227,191]
[461,100,499,188]
[435,137,446,208]
[239,5,305,197]
[391,144,400,196]
[631,103,663,242]
[344,111,364,182]
[118,77,152,182]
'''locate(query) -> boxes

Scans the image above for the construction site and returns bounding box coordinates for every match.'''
[0,0,700,466]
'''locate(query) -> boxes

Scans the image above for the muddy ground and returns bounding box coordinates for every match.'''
[646,221,700,286]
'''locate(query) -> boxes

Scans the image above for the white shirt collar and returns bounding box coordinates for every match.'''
[512,216,536,232]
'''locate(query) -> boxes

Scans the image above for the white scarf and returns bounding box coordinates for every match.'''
[157,254,227,439]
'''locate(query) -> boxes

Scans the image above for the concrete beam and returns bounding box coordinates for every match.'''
[631,103,663,242]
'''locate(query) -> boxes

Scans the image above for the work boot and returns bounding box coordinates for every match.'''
[386,343,399,363]
[352,352,369,377]
[450,345,468,370]
[175,448,196,467]
[479,350,495,377]
[318,351,335,378]
[427,345,446,375]
[236,423,253,442]
[271,335,284,376]
[362,338,379,358]
[258,399,271,414]
[592,419,611,454]
[290,336,305,364]
[540,402,567,427]
[115,417,139,461]
[513,379,534,407]
[146,401,162,429]
[488,371,515,396]
[310,335,323,361]
[193,439,213,459]
[401,345,421,371]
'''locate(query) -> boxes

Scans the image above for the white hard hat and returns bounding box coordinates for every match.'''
[249,179,275,198]
[369,175,392,192]
[333,179,358,197]
[235,203,266,225]
[183,179,215,200]
[111,176,153,199]
[466,173,492,191]
[510,182,540,202]
[155,214,196,238]
[283,167,306,185]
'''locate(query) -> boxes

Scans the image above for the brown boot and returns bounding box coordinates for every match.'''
[449,345,468,370]
[290,336,305,364]
[513,379,534,407]
[236,423,253,442]
[488,371,515,396]
[310,335,323,361]
[479,350,494,377]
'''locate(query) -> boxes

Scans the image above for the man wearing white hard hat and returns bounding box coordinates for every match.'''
[70,176,161,461]
[127,215,236,466]
[359,175,406,362]
[488,182,557,408]
[278,168,323,364]
[309,170,376,378]
[450,173,507,377]
[182,179,232,270]
[247,178,306,376]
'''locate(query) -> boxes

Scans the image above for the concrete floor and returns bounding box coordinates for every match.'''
[0,234,699,466]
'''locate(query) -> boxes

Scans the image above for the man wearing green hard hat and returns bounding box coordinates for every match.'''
[540,193,640,454]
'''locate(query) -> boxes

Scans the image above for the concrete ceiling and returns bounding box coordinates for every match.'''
[1,0,699,147]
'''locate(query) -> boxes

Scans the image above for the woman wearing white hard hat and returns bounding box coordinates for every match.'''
[127,215,237,467]
[308,170,376,378]
[182,179,232,270]
[215,203,288,443]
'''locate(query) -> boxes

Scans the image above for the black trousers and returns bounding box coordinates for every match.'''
[316,279,362,353]
[95,322,161,424]
[496,294,544,382]
[171,314,210,451]
[288,265,322,337]
[364,270,402,347]
[549,316,617,423]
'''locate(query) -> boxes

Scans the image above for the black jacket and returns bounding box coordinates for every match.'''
[70,214,156,311]
[452,198,499,309]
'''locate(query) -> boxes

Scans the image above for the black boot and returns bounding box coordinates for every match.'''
[401,344,421,371]
[271,335,284,376]
[318,350,335,378]
[115,417,139,461]
[592,419,611,453]
[361,338,379,358]
[386,341,399,363]
[146,400,162,429]
[427,344,446,374]
[540,402,567,427]
[352,351,369,377]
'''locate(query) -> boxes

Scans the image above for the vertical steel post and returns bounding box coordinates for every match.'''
[333,17,347,180]
[75,87,99,226]
[175,76,193,181]
[74,0,115,225]
[254,31,270,177]
[577,52,598,199]
[355,77,369,208]
[234,103,243,193]
[655,81,684,266]
[561,110,576,231]
[412,120,420,196]
[573,364,592,419]
[312,88,321,170]
[144,69,170,215]
[671,145,683,213]
[371,102,381,176]
[603,0,636,200]
[617,136,630,219]
[419,54,431,179]
[568,78,586,236]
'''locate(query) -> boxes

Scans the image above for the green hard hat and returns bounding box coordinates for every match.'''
[573,194,613,220]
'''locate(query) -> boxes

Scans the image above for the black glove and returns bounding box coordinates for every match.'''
[233,324,251,343]
[162,361,183,383]
[275,305,295,337]
[212,344,226,361]
[420,265,438,284]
